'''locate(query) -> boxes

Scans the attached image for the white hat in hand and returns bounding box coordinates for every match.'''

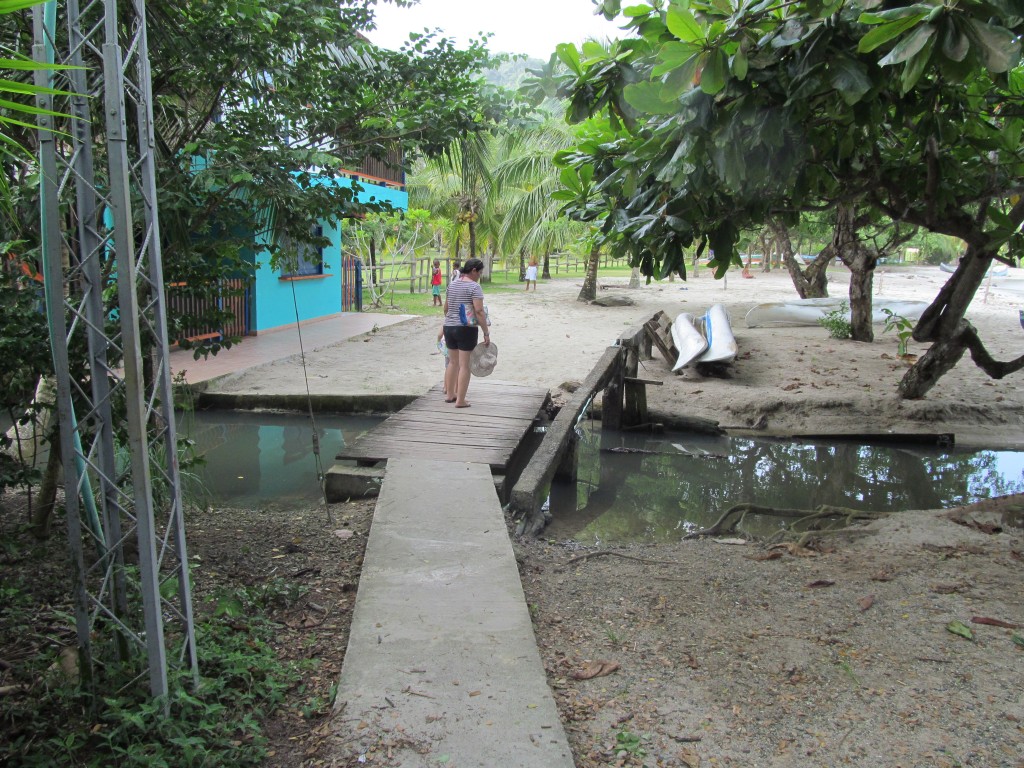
[470,342,498,377]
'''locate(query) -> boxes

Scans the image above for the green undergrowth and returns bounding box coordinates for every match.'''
[817,301,852,340]
[1,580,300,768]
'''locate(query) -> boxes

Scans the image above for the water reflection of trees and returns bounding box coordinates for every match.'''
[558,432,1024,544]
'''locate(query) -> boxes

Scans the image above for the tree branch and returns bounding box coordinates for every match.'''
[961,324,1024,379]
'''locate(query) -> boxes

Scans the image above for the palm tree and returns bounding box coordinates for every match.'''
[409,134,496,275]
[490,120,590,290]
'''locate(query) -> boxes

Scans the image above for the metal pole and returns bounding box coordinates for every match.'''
[33,0,198,707]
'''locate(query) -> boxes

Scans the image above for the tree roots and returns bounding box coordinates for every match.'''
[684,503,887,546]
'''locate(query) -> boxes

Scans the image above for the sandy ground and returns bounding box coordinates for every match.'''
[203,264,1024,768]
[517,496,1024,768]
[207,263,1024,449]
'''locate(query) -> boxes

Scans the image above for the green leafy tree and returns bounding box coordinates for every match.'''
[139,0,511,352]
[491,119,591,289]
[554,0,1023,397]
[3,1,512,356]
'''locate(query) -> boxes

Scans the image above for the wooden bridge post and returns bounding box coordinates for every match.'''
[617,327,649,428]
[554,438,578,482]
[601,365,624,430]
[623,344,648,427]
[640,329,653,360]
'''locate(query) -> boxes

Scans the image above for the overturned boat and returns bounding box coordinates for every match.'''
[673,303,738,369]
[939,261,1009,277]
[744,297,929,328]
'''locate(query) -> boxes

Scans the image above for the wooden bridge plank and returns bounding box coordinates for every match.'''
[336,379,548,471]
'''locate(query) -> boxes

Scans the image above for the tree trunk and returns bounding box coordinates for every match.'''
[628,267,641,289]
[577,243,601,302]
[30,425,62,540]
[832,204,875,342]
[519,247,526,281]
[898,247,993,398]
[368,238,377,288]
[847,259,874,342]
[468,219,477,260]
[542,248,551,280]
[771,221,828,298]
[898,332,969,399]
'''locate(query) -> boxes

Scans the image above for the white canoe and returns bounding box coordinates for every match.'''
[697,303,738,364]
[671,312,708,371]
[745,297,929,328]
[939,261,1009,277]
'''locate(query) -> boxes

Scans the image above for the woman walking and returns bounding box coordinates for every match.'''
[442,257,490,407]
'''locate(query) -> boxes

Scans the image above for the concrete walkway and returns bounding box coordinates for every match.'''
[330,458,574,767]
[171,309,575,763]
[168,311,413,385]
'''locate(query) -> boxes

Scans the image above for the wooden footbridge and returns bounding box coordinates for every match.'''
[326,379,550,500]
[325,324,692,532]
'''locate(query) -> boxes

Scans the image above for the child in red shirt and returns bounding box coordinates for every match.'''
[431,259,443,306]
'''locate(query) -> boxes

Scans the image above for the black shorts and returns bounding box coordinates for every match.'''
[444,325,479,352]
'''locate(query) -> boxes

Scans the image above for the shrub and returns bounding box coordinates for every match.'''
[817,302,852,340]
[1,588,298,767]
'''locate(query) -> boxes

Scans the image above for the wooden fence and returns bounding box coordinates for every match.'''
[360,253,628,294]
[342,254,362,312]
[165,278,250,344]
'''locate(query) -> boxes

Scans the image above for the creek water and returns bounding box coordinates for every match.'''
[178,409,382,509]
[543,424,1024,544]
[179,410,1024,539]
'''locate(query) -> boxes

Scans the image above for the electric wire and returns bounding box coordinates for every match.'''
[290,280,332,515]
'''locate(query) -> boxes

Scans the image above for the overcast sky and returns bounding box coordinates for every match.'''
[368,0,624,60]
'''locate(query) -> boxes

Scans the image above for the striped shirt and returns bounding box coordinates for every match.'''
[444,278,485,327]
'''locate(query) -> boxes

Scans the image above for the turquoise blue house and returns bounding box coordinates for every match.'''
[249,168,407,334]
[169,154,407,343]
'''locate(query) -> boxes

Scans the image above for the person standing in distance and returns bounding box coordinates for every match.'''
[524,257,538,291]
[442,257,490,408]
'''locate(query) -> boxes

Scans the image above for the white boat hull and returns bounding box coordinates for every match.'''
[940,261,1009,277]
[745,297,929,328]
[671,313,708,371]
[697,303,737,364]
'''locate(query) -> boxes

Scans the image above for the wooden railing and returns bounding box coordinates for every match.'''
[351,148,405,188]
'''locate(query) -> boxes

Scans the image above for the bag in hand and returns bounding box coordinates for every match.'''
[459,303,491,327]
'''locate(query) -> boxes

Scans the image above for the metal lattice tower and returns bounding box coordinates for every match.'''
[32,0,197,700]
